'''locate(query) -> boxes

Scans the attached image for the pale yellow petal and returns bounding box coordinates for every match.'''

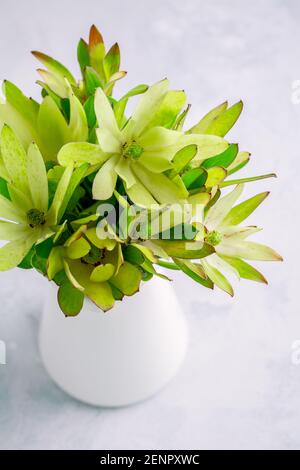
[92,155,119,200]
[27,143,48,212]
[131,79,169,136]
[94,87,123,145]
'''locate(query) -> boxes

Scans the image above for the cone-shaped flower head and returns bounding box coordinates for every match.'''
[0,126,73,270]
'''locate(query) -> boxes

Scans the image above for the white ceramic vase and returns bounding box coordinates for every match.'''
[39,276,188,407]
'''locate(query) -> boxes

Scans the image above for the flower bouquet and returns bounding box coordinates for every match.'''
[0,25,282,318]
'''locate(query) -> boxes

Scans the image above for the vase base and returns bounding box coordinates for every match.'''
[39,277,188,407]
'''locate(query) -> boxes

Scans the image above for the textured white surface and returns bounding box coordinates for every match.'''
[0,0,299,450]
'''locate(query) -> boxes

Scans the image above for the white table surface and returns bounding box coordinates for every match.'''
[0,0,299,450]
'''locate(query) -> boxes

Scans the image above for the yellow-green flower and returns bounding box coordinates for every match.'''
[0,80,88,161]
[58,80,228,206]
[200,184,283,295]
[0,126,73,270]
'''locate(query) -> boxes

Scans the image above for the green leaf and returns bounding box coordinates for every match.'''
[131,79,169,136]
[205,101,243,137]
[219,255,267,284]
[92,154,118,201]
[0,236,36,271]
[227,151,250,175]
[3,81,39,124]
[157,260,180,270]
[18,245,35,269]
[205,184,243,231]
[202,143,238,169]
[104,71,127,95]
[0,81,39,148]
[58,142,109,167]
[146,90,186,129]
[153,239,215,259]
[37,96,69,160]
[221,192,269,226]
[85,66,103,95]
[77,38,90,73]
[121,84,149,100]
[37,69,70,98]
[90,263,115,282]
[0,177,10,199]
[123,245,145,265]
[31,252,48,275]
[53,269,68,286]
[141,270,154,282]
[27,143,48,212]
[182,168,207,189]
[48,165,64,184]
[67,237,90,260]
[32,51,76,86]
[158,223,198,241]
[37,80,62,109]
[35,238,54,259]
[47,246,64,280]
[205,166,227,187]
[173,257,213,288]
[188,192,210,217]
[113,98,128,128]
[0,193,26,224]
[185,135,229,167]
[57,163,88,221]
[86,280,115,311]
[139,257,171,281]
[48,165,73,225]
[171,144,198,177]
[0,125,29,195]
[58,280,84,316]
[8,185,32,213]
[131,243,157,263]
[84,96,96,128]
[65,186,85,214]
[201,258,234,296]
[110,261,142,295]
[132,162,188,203]
[220,173,276,188]
[109,282,124,301]
[173,104,191,131]
[218,240,283,261]
[88,25,106,82]
[204,189,221,214]
[68,92,88,142]
[0,155,9,181]
[187,101,228,134]
[103,43,120,79]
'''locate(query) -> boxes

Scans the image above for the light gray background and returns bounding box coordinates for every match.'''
[0,0,299,450]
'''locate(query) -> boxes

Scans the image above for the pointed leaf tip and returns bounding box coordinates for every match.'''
[31,50,42,58]
[89,24,104,47]
[220,190,270,226]
[110,42,120,54]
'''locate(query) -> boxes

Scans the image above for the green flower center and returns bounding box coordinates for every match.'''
[27,208,45,228]
[82,245,104,265]
[123,141,143,160]
[205,230,223,246]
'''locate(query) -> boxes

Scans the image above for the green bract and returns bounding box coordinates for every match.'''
[47,225,141,313]
[58,81,228,206]
[0,25,282,316]
[0,125,73,270]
